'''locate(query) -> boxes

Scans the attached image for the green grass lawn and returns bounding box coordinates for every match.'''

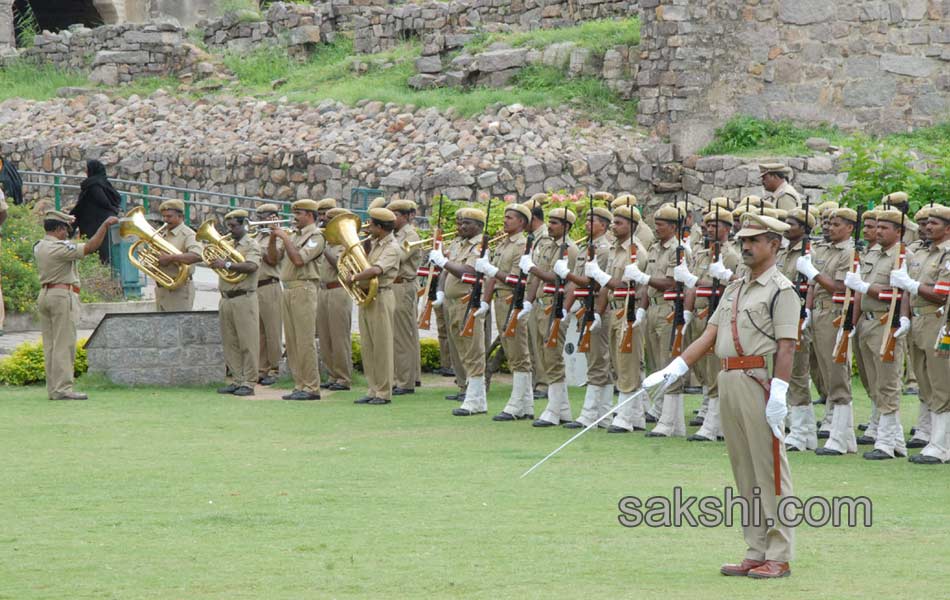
[1,375,947,599]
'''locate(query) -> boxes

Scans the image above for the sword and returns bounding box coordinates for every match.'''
[521,379,673,478]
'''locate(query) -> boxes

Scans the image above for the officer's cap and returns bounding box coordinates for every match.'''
[612,205,641,223]
[456,207,486,224]
[159,199,185,213]
[256,203,280,214]
[736,213,790,238]
[548,207,577,225]
[787,208,816,230]
[291,199,320,212]
[368,207,396,223]
[504,203,531,222]
[45,209,75,225]
[703,209,734,226]
[224,209,249,221]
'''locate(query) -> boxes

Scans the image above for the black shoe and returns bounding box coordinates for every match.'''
[218,384,239,394]
[532,419,557,427]
[906,438,928,449]
[282,389,301,400]
[493,412,516,421]
[815,447,843,456]
[858,423,868,431]
[817,430,830,439]
[232,385,254,396]
[863,449,894,460]
[645,413,658,423]
[688,434,714,442]
[284,390,319,400]
[910,426,917,435]
[785,444,801,452]
[856,435,876,445]
[904,386,919,396]
[258,375,278,386]
[392,387,415,396]
[688,417,705,427]
[684,385,702,394]
[533,389,548,399]
[519,414,534,420]
[813,396,826,405]
[320,382,332,389]
[909,454,943,464]
[415,380,422,387]
[563,421,585,429]
[367,397,391,405]
[440,368,456,377]
[354,396,374,404]
[607,425,631,433]
[453,408,485,416]
[645,430,668,438]
[445,392,464,401]
[327,383,350,391]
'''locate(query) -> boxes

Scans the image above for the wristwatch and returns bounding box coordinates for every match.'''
[225,260,233,270]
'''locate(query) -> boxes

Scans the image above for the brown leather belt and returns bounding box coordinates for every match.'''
[321,281,342,290]
[394,277,407,284]
[721,355,766,370]
[258,277,278,287]
[43,283,80,294]
[222,289,255,299]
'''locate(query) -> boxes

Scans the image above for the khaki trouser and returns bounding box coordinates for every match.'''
[435,303,453,372]
[811,305,852,406]
[359,288,395,400]
[155,282,195,312]
[688,312,720,397]
[445,297,485,379]
[257,281,283,378]
[316,285,353,386]
[585,307,612,387]
[644,302,683,393]
[856,314,903,414]
[787,332,812,408]
[219,292,260,388]
[610,312,643,393]
[911,312,950,413]
[808,337,827,399]
[719,368,795,563]
[392,280,421,389]
[531,296,566,383]
[526,301,548,390]
[38,288,79,399]
[281,281,320,393]
[492,293,531,373]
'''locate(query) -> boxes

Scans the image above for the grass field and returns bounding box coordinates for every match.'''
[1,374,947,599]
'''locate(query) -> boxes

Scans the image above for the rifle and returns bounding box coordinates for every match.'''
[577,195,597,353]
[619,198,637,353]
[879,207,906,361]
[795,198,811,350]
[461,199,492,337]
[670,211,686,357]
[833,208,863,363]
[502,232,535,337]
[545,233,569,348]
[708,203,723,316]
[417,193,444,329]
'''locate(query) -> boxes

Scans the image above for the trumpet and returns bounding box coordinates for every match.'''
[247,218,294,235]
[401,231,457,253]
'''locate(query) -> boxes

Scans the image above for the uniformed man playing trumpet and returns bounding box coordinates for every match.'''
[254,203,284,386]
[154,199,202,311]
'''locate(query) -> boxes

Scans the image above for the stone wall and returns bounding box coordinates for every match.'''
[201,2,338,54]
[638,0,950,155]
[85,311,225,385]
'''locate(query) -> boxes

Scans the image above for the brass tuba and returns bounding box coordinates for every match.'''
[197,218,247,284]
[323,212,378,306]
[119,206,190,290]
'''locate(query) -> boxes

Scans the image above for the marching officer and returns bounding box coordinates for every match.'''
[389,199,423,395]
[523,194,551,400]
[855,210,881,442]
[351,207,402,405]
[903,204,934,448]
[254,203,283,386]
[267,199,325,401]
[210,210,261,397]
[316,204,354,391]
[611,194,655,249]
[472,203,535,421]
[759,163,802,211]
[646,212,798,579]
[35,210,117,400]
[153,199,202,311]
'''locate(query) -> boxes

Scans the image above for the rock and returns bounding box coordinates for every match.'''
[88,64,119,86]
[805,137,831,152]
[778,1,835,25]
[475,48,528,73]
[408,74,443,90]
[477,171,498,188]
[523,156,545,183]
[880,54,937,78]
[438,143,461,160]
[288,25,322,46]
[381,169,414,188]
[56,87,93,98]
[415,55,442,74]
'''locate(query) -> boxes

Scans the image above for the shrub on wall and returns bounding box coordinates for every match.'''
[350,334,441,372]
[0,338,89,386]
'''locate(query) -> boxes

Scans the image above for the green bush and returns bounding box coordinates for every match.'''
[350,334,441,372]
[700,115,841,156]
[0,338,89,386]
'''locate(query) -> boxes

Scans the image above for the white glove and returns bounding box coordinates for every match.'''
[634,307,646,326]
[682,243,692,261]
[673,262,698,289]
[642,356,689,389]
[844,271,870,294]
[894,316,911,338]
[890,265,920,295]
[584,261,611,287]
[553,258,571,279]
[473,300,489,317]
[518,254,535,274]
[474,256,498,278]
[516,300,533,321]
[708,259,733,281]
[622,263,650,285]
[590,312,602,332]
[429,248,448,268]
[796,255,819,282]
[683,310,694,327]
[560,308,570,323]
[432,290,445,307]
[765,377,789,439]
[801,308,811,330]
[834,326,855,350]
[781,237,790,249]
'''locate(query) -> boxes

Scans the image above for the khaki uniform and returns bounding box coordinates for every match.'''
[644,235,684,435]
[491,231,534,417]
[276,223,325,394]
[255,231,283,379]
[0,192,7,330]
[34,235,85,399]
[573,232,613,426]
[608,236,649,431]
[907,239,950,461]
[443,234,489,412]
[764,180,802,212]
[218,234,262,389]
[904,238,929,440]
[527,224,549,393]
[636,221,655,251]
[709,265,798,564]
[154,223,201,312]
[316,248,353,387]
[360,233,401,400]
[856,242,906,457]
[854,243,881,439]
[393,224,423,390]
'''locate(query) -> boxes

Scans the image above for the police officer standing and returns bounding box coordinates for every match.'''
[35,210,117,400]
[316,204,354,391]
[154,200,202,311]
[254,203,283,386]
[389,199,423,395]
[759,164,802,211]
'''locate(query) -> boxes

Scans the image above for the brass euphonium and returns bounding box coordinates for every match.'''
[323,212,378,306]
[196,218,247,284]
[119,206,190,290]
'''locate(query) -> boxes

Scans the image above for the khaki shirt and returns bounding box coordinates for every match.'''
[317,245,344,283]
[646,236,679,300]
[491,230,527,292]
[765,180,802,211]
[688,222,705,256]
[636,221,655,249]
[859,242,901,313]
[395,223,423,282]
[444,235,483,300]
[531,230,578,296]
[161,222,202,280]
[608,236,648,306]
[908,238,950,310]
[777,238,808,284]
[813,239,853,304]
[709,264,801,358]
[255,231,282,280]
[279,223,324,282]
[572,232,611,276]
[367,232,401,289]
[689,239,741,309]
[34,235,85,285]
[218,233,261,292]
